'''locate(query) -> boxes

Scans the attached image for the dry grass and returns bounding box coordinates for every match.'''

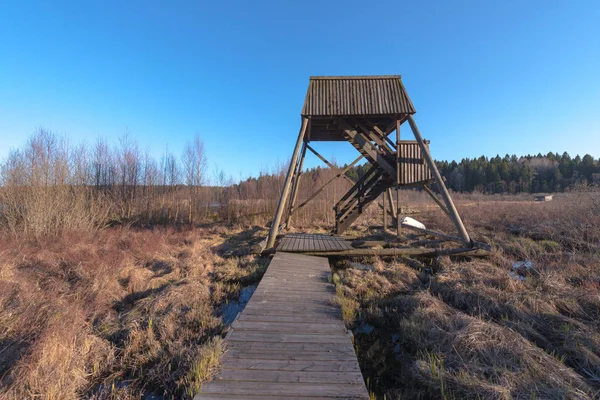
[1,186,598,399]
[0,225,268,399]
[334,190,600,399]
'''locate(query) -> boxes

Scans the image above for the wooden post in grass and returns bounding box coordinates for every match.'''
[383,190,388,232]
[266,117,309,250]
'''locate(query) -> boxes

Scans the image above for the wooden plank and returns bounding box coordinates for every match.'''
[295,236,302,252]
[215,369,365,384]
[200,381,367,397]
[196,252,368,399]
[242,305,339,313]
[227,332,350,344]
[241,309,341,319]
[255,289,335,297]
[239,314,341,324]
[231,322,346,334]
[277,234,354,253]
[250,288,334,296]
[300,247,490,257]
[336,237,348,251]
[237,314,340,324]
[224,341,355,353]
[250,293,335,301]
[327,237,336,251]
[197,395,354,400]
[248,296,335,305]
[217,359,362,372]
[258,285,336,293]
[222,350,357,362]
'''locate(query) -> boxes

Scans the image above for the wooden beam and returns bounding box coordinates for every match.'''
[306,143,355,185]
[396,118,401,239]
[300,246,490,257]
[294,155,363,212]
[385,135,395,148]
[335,164,378,215]
[377,202,397,222]
[383,190,388,232]
[409,239,447,247]
[371,124,385,136]
[266,118,309,249]
[368,123,393,148]
[400,222,491,251]
[386,188,397,219]
[407,115,472,245]
[338,121,397,179]
[336,169,383,224]
[421,184,451,217]
[285,142,308,227]
[354,121,394,155]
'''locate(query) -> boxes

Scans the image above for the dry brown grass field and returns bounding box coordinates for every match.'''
[0,188,598,399]
[335,188,600,399]
[0,225,270,399]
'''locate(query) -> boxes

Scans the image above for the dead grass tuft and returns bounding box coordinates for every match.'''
[0,225,268,399]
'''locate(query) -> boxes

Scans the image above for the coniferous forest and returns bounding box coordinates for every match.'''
[342,152,599,194]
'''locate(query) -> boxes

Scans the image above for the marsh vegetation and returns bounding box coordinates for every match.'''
[1,130,599,399]
[335,190,600,399]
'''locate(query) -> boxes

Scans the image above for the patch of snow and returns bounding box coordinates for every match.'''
[511,260,538,279]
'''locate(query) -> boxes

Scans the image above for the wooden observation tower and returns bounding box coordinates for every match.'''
[265,75,474,251]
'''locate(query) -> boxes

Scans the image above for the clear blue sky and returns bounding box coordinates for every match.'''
[1,0,599,181]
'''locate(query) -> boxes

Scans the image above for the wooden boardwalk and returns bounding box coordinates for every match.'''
[195,252,369,399]
[277,233,353,252]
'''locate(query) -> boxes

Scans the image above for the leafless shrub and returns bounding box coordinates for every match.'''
[0,130,111,237]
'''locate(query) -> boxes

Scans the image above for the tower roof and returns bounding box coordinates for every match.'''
[301,75,416,117]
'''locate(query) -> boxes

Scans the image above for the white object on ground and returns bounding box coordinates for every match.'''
[401,216,426,230]
[511,260,538,279]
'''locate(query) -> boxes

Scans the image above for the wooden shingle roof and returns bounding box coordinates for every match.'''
[301,75,416,117]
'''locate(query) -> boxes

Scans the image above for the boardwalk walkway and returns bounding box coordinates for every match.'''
[195,252,369,399]
[277,233,353,252]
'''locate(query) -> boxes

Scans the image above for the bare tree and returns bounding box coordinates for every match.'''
[183,134,208,223]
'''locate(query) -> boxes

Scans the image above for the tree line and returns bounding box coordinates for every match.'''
[0,129,211,236]
[343,152,600,194]
[0,129,352,236]
[1,129,598,237]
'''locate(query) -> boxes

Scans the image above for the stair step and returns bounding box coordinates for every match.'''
[336,178,391,221]
[335,176,385,215]
[336,131,399,233]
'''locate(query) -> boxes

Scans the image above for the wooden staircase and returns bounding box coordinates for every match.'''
[334,123,398,234]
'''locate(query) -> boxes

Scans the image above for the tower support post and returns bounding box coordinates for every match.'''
[407,115,472,245]
[396,119,402,239]
[285,142,307,227]
[266,117,309,249]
